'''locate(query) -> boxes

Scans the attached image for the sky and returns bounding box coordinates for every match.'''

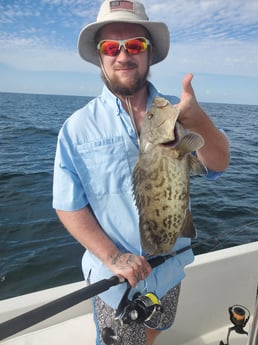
[0,0,258,105]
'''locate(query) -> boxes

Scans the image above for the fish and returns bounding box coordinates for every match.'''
[132,97,207,256]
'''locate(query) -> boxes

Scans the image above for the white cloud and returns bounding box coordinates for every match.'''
[0,0,257,103]
[142,0,258,42]
[1,33,257,78]
[168,40,258,77]
[0,35,97,73]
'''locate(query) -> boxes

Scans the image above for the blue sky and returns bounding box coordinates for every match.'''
[0,0,258,105]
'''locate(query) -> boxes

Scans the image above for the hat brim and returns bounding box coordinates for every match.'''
[78,20,170,67]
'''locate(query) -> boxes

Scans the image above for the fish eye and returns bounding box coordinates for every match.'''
[147,113,153,120]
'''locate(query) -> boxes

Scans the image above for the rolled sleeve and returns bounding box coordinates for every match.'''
[205,170,224,180]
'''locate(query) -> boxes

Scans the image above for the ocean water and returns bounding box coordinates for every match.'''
[0,92,257,300]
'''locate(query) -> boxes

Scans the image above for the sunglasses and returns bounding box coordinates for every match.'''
[97,37,150,57]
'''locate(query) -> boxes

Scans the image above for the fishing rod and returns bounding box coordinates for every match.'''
[0,275,123,341]
[0,246,191,341]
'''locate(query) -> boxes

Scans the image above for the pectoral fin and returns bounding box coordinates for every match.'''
[177,132,205,155]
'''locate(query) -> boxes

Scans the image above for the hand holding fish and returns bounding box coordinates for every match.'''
[176,73,230,172]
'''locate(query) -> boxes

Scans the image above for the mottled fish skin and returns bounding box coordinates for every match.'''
[133,97,206,256]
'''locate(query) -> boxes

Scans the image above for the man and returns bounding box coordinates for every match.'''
[53,1,229,344]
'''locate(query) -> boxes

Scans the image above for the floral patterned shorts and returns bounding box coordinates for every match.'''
[92,284,181,345]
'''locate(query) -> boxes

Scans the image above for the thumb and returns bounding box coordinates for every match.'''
[182,73,194,96]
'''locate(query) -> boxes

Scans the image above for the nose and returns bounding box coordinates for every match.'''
[117,46,130,59]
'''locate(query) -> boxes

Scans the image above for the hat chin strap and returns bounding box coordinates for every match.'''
[125,97,140,144]
[98,55,140,143]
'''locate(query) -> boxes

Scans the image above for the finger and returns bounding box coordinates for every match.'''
[144,260,152,275]
[182,73,194,93]
[130,271,146,287]
[126,270,141,287]
[126,265,150,287]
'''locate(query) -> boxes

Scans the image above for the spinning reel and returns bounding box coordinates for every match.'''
[117,291,163,324]
[102,289,163,345]
[220,305,250,345]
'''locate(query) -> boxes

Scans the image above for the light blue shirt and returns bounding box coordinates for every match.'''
[53,82,221,308]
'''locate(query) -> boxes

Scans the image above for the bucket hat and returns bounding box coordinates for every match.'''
[78,0,170,67]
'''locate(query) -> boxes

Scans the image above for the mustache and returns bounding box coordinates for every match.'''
[114,61,138,69]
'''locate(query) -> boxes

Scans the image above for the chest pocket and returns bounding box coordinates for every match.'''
[75,136,132,197]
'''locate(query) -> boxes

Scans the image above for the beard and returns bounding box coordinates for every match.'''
[101,63,150,97]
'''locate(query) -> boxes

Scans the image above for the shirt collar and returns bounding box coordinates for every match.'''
[146,81,160,109]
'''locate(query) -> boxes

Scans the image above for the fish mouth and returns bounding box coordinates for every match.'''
[161,123,179,148]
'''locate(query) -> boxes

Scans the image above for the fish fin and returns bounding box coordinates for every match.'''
[177,132,205,155]
[189,154,208,175]
[180,210,197,238]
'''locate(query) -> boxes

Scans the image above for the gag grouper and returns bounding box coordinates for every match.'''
[133,97,207,256]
